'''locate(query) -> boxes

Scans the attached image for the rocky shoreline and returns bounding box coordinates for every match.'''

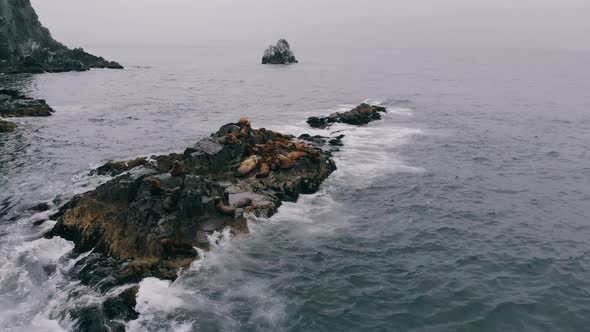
[0,0,123,133]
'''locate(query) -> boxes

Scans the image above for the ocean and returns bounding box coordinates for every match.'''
[0,46,589,331]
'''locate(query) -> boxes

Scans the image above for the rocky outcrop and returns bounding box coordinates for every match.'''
[0,88,54,117]
[47,119,336,283]
[0,0,122,74]
[0,88,57,132]
[307,103,387,129]
[262,39,298,64]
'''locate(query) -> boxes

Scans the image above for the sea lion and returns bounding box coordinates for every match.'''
[277,154,295,169]
[237,155,259,176]
[216,199,236,216]
[170,160,187,177]
[238,117,251,136]
[256,163,271,178]
[161,187,181,211]
[287,151,308,160]
[295,142,309,152]
[233,197,253,208]
[147,177,164,196]
[218,133,239,145]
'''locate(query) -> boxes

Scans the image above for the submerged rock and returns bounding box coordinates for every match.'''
[307,103,387,128]
[47,119,336,284]
[0,89,54,117]
[0,118,16,132]
[0,0,122,74]
[262,39,298,64]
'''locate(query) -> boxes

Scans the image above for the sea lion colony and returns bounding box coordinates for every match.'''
[217,117,323,178]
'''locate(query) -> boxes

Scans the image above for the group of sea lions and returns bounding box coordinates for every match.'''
[218,117,322,178]
[143,117,324,218]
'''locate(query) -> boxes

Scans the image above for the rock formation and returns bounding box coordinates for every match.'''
[0,88,56,131]
[262,39,298,64]
[47,119,336,283]
[307,103,387,129]
[0,0,122,74]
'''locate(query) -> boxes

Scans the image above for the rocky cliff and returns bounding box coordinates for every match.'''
[0,0,122,74]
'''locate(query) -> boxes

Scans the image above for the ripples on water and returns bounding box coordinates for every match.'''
[1,47,590,331]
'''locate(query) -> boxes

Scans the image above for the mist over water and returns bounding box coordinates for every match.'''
[1,16,590,332]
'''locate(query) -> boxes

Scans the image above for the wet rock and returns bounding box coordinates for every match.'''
[30,202,51,212]
[307,103,387,128]
[0,118,16,132]
[90,157,148,176]
[262,39,298,64]
[48,120,336,283]
[329,134,345,146]
[0,89,54,117]
[0,1,123,74]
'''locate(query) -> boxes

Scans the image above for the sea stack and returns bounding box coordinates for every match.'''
[262,39,298,64]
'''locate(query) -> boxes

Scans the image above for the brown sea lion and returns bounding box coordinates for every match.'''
[161,187,181,211]
[147,177,164,196]
[218,133,239,145]
[233,197,253,208]
[216,199,236,216]
[256,163,271,178]
[287,151,308,160]
[237,155,259,176]
[170,160,187,177]
[238,117,251,136]
[277,154,295,169]
[295,142,309,152]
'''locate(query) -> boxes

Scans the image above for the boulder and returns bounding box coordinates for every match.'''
[262,39,298,64]
[307,103,387,128]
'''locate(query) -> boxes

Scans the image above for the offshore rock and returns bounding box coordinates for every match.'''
[262,39,298,64]
[0,0,123,74]
[0,89,54,117]
[307,103,387,129]
[47,120,336,283]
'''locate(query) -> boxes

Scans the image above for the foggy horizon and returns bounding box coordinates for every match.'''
[32,0,590,52]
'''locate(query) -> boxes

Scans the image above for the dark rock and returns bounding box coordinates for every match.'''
[0,89,54,117]
[0,0,123,74]
[90,157,148,176]
[329,135,345,146]
[30,202,51,212]
[307,103,387,128]
[48,119,336,283]
[298,133,327,145]
[262,39,298,65]
[0,118,16,132]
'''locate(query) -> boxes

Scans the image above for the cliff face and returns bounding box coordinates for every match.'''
[0,0,63,59]
[0,0,122,73]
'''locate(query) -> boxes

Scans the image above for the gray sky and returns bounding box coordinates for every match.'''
[32,0,590,51]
